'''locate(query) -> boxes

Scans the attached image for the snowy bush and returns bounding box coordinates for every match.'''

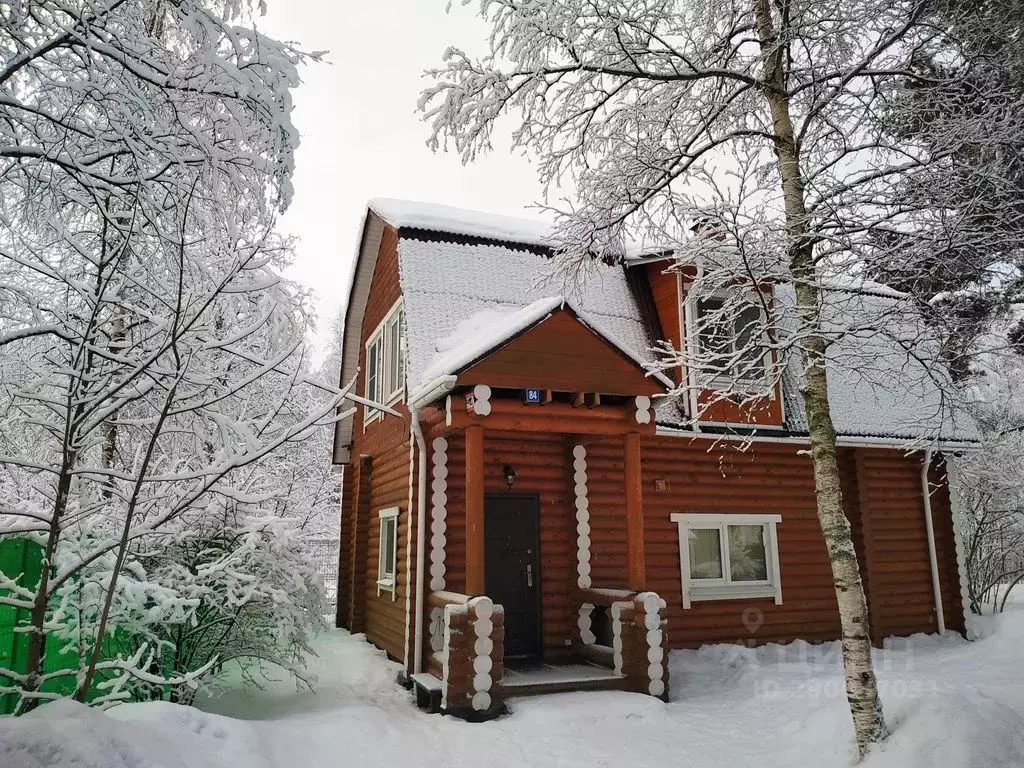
[138,520,327,704]
[956,442,1024,615]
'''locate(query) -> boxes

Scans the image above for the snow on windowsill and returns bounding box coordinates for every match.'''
[687,583,779,603]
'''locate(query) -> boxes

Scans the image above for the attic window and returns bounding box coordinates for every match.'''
[364,300,405,425]
[693,292,769,391]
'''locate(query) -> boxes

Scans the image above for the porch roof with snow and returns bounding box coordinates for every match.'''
[332,198,978,464]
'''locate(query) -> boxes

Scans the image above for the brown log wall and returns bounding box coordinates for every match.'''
[852,449,964,639]
[584,436,962,647]
[335,463,354,629]
[646,262,682,385]
[335,223,420,664]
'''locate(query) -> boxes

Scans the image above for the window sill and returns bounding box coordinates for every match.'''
[687,583,779,604]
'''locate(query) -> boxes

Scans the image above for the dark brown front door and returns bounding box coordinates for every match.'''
[484,493,542,660]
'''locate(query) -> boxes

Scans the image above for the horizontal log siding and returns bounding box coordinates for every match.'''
[634,439,960,647]
[839,449,883,643]
[638,437,840,646]
[580,438,629,586]
[855,450,964,638]
[432,432,963,655]
[361,436,412,661]
[646,263,682,385]
[337,223,417,662]
[929,456,966,633]
[336,463,354,629]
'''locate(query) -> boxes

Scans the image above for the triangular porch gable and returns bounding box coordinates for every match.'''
[456,307,664,396]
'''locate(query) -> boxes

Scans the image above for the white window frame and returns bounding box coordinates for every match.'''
[687,288,773,395]
[363,300,404,427]
[377,507,400,598]
[670,513,783,609]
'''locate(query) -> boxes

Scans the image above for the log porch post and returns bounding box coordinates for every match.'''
[465,424,485,594]
[624,431,646,590]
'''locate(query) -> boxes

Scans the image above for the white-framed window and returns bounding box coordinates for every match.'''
[377,507,399,598]
[364,300,404,426]
[670,513,782,609]
[689,289,771,392]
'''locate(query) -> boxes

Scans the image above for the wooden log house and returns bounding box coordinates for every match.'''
[332,199,976,720]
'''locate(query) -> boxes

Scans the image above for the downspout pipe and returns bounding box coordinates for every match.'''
[684,258,704,430]
[921,448,946,635]
[411,407,428,673]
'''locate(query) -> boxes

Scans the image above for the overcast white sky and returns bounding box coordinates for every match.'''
[259,1,545,354]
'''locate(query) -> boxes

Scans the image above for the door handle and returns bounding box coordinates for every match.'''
[526,563,533,587]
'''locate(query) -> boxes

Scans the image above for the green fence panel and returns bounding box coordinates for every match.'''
[0,538,157,714]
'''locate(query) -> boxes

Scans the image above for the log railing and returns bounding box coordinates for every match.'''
[428,590,505,719]
[573,587,669,699]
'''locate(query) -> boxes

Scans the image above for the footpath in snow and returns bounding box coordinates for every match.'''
[2,602,1024,768]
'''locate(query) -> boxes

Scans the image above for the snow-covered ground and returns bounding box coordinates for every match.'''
[3,603,1024,768]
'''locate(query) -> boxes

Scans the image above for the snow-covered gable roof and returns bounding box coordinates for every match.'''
[392,229,661,402]
[343,198,977,450]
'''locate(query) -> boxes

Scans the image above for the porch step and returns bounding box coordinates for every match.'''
[410,672,442,713]
[501,663,628,698]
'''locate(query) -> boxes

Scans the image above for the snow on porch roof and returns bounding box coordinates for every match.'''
[409,296,675,404]
[395,228,664,406]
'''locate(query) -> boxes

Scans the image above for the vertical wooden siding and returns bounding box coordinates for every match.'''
[646,262,682,384]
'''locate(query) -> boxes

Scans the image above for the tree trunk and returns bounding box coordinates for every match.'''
[753,0,886,758]
[17,451,75,714]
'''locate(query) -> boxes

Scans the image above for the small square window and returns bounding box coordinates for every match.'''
[671,513,782,608]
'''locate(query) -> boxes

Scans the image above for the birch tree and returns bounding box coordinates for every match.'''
[420,0,1022,757]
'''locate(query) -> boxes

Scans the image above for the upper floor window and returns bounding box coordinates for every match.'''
[693,291,769,391]
[364,300,404,425]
